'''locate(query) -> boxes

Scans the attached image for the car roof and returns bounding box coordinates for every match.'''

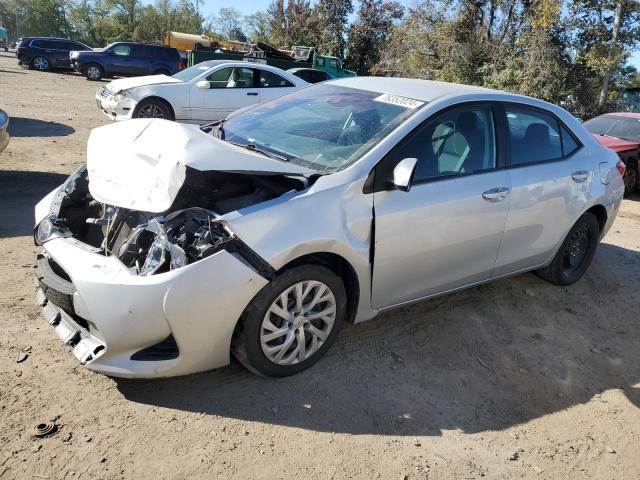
[329,77,499,102]
[25,37,74,41]
[598,112,640,119]
[197,60,295,74]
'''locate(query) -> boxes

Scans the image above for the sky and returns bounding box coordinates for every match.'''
[192,0,640,70]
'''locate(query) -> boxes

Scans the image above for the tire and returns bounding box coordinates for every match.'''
[84,63,103,81]
[133,98,173,120]
[232,265,346,377]
[623,161,638,196]
[32,56,50,71]
[153,69,170,76]
[536,212,600,286]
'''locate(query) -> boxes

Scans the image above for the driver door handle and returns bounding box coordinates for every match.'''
[571,170,590,183]
[482,186,510,202]
[246,92,258,96]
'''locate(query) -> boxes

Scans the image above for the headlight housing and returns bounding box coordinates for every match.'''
[113,91,127,102]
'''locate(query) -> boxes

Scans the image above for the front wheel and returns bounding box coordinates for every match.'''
[133,99,172,120]
[232,265,346,377]
[536,212,600,286]
[32,56,49,71]
[84,63,103,81]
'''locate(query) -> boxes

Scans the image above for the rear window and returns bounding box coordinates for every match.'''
[29,39,45,48]
[584,114,640,142]
[506,107,562,165]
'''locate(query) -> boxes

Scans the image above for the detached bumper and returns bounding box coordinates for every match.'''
[36,238,268,378]
[34,192,268,378]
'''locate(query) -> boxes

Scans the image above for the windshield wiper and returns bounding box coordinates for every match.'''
[231,142,291,162]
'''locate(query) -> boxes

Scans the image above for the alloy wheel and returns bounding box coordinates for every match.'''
[86,66,101,80]
[260,280,336,365]
[33,57,48,71]
[137,103,166,119]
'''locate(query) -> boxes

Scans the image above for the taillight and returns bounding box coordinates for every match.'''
[616,160,626,177]
[178,62,184,71]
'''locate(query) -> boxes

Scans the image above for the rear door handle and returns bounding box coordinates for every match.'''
[482,187,510,201]
[246,92,258,96]
[571,170,590,183]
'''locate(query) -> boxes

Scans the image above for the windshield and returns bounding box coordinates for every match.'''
[221,84,423,173]
[584,115,640,142]
[172,64,212,82]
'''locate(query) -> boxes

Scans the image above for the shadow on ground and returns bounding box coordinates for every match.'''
[117,243,640,437]
[8,117,75,138]
[0,170,67,237]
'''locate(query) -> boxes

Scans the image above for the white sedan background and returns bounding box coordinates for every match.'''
[95,60,308,123]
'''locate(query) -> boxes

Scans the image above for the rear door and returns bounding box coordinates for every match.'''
[189,66,259,122]
[371,103,511,309]
[128,44,150,75]
[493,104,589,275]
[255,68,298,103]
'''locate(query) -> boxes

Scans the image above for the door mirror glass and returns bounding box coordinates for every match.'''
[392,157,418,192]
[106,49,114,55]
[195,80,210,89]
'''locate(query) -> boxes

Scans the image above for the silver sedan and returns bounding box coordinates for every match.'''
[34,78,625,378]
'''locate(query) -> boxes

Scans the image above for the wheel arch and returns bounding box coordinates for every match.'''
[135,95,176,120]
[276,252,360,324]
[585,204,607,233]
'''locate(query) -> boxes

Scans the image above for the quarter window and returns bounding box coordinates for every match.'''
[206,67,254,88]
[395,106,497,183]
[560,126,579,156]
[506,107,562,165]
[258,70,294,88]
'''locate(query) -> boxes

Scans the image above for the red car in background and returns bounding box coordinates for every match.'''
[584,112,640,195]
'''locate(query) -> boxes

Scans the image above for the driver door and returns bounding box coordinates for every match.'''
[371,104,510,309]
[189,67,260,122]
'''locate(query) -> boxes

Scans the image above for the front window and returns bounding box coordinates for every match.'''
[111,44,130,56]
[206,67,254,88]
[221,84,422,173]
[584,114,640,142]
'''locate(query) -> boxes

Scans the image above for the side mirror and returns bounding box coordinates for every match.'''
[106,50,114,55]
[195,80,210,89]
[392,157,418,192]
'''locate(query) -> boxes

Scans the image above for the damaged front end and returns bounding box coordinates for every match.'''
[34,163,304,278]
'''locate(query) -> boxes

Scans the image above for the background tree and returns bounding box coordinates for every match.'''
[245,11,270,43]
[345,0,403,75]
[315,0,352,59]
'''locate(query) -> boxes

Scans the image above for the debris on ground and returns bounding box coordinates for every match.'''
[31,422,57,438]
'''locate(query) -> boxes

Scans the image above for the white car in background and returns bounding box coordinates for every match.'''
[95,60,307,123]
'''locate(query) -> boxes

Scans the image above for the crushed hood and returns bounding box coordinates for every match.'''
[106,75,182,93]
[87,119,315,213]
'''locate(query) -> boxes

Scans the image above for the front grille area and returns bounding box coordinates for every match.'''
[35,254,75,317]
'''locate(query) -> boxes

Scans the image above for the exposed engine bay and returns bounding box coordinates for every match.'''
[35,164,306,277]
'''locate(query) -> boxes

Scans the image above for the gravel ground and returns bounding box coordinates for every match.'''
[1,51,640,480]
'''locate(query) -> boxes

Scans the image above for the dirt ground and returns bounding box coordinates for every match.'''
[1,51,640,480]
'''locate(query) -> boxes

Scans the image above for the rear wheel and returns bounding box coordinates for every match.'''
[536,212,600,286]
[232,265,346,377]
[32,56,49,71]
[84,63,103,81]
[133,98,172,120]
